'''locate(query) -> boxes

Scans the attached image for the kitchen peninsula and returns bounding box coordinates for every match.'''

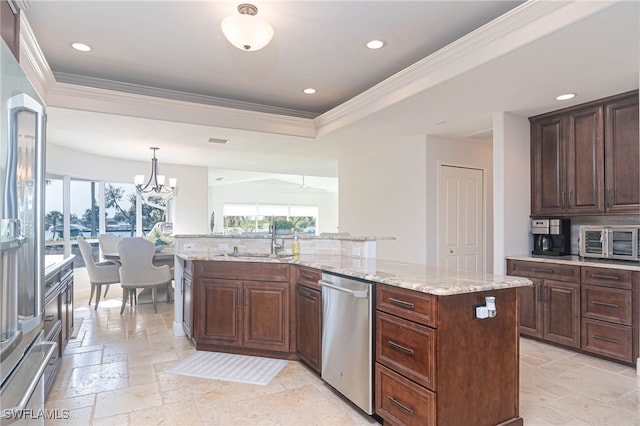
[172,234,531,425]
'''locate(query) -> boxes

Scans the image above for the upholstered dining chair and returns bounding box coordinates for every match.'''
[98,233,122,298]
[117,237,173,314]
[77,237,121,310]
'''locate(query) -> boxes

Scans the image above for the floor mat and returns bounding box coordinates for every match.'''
[164,351,287,386]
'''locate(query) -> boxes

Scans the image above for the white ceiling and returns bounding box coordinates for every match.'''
[20,1,640,186]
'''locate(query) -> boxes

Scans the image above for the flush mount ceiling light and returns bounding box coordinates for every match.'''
[71,42,91,52]
[134,147,176,199]
[366,39,385,49]
[221,3,274,51]
[556,93,576,101]
[303,88,316,94]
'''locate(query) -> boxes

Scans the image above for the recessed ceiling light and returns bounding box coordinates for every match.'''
[208,137,229,144]
[303,88,316,95]
[556,93,576,101]
[71,42,92,52]
[366,39,385,49]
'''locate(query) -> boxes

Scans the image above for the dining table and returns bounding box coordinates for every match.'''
[102,248,175,304]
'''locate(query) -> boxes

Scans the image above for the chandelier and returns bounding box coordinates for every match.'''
[134,147,176,199]
[221,3,274,51]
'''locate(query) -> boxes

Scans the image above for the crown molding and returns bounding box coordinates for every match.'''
[54,72,318,120]
[314,0,620,137]
[46,82,317,138]
[18,11,56,102]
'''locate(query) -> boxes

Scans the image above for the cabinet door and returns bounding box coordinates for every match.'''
[518,278,543,338]
[243,281,290,352]
[605,93,639,213]
[543,280,580,348]
[295,284,321,372]
[182,272,193,339]
[531,115,566,215]
[198,279,242,346]
[566,105,604,213]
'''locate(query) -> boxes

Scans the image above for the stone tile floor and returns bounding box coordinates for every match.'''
[46,268,640,425]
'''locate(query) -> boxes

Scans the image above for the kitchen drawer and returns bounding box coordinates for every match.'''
[375,363,436,426]
[581,267,632,289]
[581,285,632,325]
[581,318,633,363]
[377,284,437,327]
[296,266,321,290]
[507,260,579,283]
[376,311,436,390]
[195,261,290,282]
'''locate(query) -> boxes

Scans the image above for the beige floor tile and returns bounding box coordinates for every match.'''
[552,365,638,403]
[94,383,162,419]
[130,400,203,425]
[64,361,129,398]
[92,413,130,426]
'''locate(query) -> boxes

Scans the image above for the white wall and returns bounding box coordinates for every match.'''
[209,180,339,234]
[493,112,531,274]
[425,136,493,271]
[338,134,427,264]
[46,144,209,234]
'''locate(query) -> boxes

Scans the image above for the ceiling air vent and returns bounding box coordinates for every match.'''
[208,137,229,144]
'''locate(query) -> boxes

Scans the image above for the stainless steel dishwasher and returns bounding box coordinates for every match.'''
[319,272,375,415]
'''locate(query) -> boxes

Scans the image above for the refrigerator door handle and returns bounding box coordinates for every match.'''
[1,340,56,424]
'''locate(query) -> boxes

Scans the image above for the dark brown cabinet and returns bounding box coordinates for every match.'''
[580,266,638,363]
[604,93,640,213]
[507,260,580,348]
[192,261,293,357]
[530,91,638,216]
[295,266,322,373]
[43,257,74,396]
[375,284,521,426]
[531,104,604,215]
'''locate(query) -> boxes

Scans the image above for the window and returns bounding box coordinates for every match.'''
[45,176,171,257]
[223,204,317,235]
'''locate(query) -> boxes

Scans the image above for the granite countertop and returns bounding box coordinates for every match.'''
[44,254,75,277]
[506,255,640,272]
[177,253,532,296]
[174,233,395,241]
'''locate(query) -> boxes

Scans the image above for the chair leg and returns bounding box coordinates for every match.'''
[103,284,110,298]
[95,284,102,310]
[120,288,128,315]
[89,283,96,305]
[151,287,158,313]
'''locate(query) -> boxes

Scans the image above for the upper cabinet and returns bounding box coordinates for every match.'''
[605,94,640,214]
[1,0,20,60]
[530,91,639,216]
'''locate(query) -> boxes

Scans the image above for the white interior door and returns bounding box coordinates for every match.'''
[439,165,484,272]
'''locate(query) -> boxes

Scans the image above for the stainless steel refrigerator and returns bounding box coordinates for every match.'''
[1,39,56,423]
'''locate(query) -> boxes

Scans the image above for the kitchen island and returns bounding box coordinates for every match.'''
[173,240,531,425]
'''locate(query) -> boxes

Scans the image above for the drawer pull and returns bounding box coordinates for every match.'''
[592,335,619,344]
[531,267,553,273]
[388,396,414,415]
[301,273,316,281]
[388,340,414,356]
[591,274,619,281]
[591,301,619,308]
[389,297,415,310]
[298,289,313,298]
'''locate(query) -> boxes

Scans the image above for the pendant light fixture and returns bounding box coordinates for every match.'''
[221,3,274,51]
[134,147,176,198]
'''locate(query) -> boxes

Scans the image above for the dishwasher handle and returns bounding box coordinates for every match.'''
[319,280,369,298]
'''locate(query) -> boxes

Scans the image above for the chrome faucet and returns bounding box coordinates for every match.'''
[270,216,283,256]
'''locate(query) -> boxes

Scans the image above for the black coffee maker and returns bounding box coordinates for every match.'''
[531,218,571,256]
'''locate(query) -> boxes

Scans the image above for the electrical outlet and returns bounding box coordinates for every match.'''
[184,243,195,251]
[352,247,361,257]
[219,243,229,250]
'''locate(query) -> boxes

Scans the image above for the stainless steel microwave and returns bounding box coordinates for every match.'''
[579,226,639,261]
